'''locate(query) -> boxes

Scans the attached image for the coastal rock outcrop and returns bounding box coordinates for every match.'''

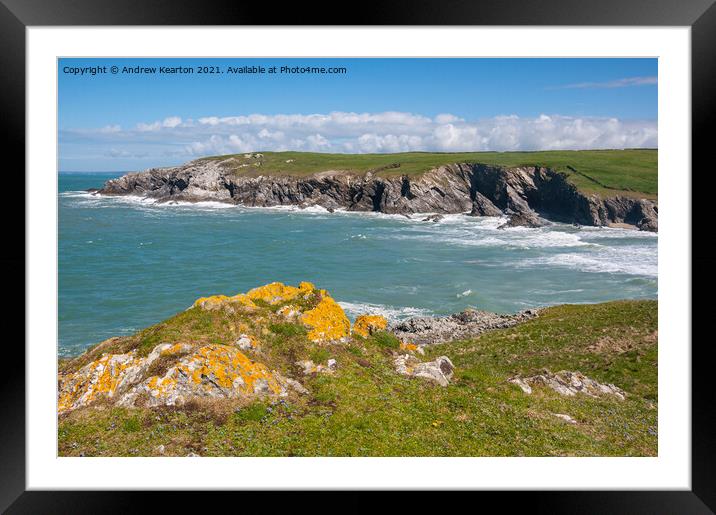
[97,159,658,231]
[508,370,626,400]
[57,280,550,415]
[391,308,539,345]
[58,342,293,413]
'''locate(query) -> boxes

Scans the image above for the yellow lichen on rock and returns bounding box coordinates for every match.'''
[193,294,230,310]
[353,314,388,337]
[136,344,285,406]
[177,345,282,394]
[192,282,316,310]
[58,351,143,413]
[228,293,256,308]
[58,342,290,414]
[301,296,351,343]
[246,281,314,305]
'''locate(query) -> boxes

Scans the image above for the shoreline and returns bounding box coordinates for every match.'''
[78,189,652,232]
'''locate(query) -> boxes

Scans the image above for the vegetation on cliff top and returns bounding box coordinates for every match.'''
[59,294,657,457]
[200,149,657,199]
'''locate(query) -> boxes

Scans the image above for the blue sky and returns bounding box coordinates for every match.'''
[58,58,658,171]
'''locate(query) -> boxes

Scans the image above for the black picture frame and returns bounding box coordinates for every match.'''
[3,0,714,512]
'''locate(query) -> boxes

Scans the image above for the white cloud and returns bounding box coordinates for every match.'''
[98,124,122,133]
[162,116,182,128]
[73,111,657,161]
[434,113,463,124]
[553,76,658,89]
[136,116,183,131]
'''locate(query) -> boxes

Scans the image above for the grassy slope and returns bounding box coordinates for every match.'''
[59,300,657,457]
[201,149,657,199]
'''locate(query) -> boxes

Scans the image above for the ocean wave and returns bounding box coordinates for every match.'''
[338,301,433,322]
[379,225,594,250]
[517,247,657,277]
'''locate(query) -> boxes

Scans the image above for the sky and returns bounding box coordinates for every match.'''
[58,58,658,171]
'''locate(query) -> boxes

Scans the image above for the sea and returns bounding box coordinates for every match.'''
[59,172,658,357]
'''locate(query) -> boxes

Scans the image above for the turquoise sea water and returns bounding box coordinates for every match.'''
[59,172,658,357]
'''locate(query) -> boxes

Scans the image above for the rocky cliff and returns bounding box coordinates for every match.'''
[97,158,658,231]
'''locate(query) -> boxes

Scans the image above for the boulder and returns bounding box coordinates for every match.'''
[498,210,545,229]
[394,354,455,386]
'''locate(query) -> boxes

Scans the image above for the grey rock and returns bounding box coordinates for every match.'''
[552,413,577,424]
[394,354,455,386]
[391,308,539,345]
[468,191,502,217]
[509,370,626,400]
[498,210,546,229]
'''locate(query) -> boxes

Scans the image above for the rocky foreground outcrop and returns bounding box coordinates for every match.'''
[97,158,658,231]
[62,281,529,414]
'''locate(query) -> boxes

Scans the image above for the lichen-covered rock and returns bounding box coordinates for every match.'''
[193,293,255,310]
[192,282,315,311]
[353,314,388,337]
[58,342,292,413]
[121,344,286,407]
[59,342,188,413]
[394,354,455,386]
[300,296,351,343]
[508,370,626,400]
[193,294,231,310]
[247,281,315,305]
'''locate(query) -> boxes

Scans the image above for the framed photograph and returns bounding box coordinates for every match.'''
[4,0,714,511]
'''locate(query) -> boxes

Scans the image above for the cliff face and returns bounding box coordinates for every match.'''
[98,159,658,231]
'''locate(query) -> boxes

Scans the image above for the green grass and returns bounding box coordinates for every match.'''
[59,300,657,457]
[200,149,657,199]
[369,331,401,350]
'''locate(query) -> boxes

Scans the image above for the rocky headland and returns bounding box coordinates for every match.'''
[58,281,537,414]
[58,281,658,457]
[96,156,658,231]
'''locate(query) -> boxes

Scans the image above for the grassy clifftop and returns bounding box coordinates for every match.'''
[200,149,657,199]
[58,282,657,457]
